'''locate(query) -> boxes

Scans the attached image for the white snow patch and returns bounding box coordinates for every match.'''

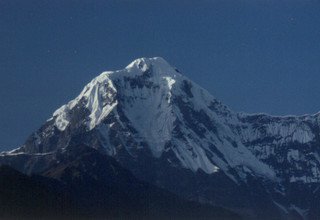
[273,201,289,214]
[289,205,308,219]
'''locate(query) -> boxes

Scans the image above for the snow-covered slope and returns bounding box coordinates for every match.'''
[2,57,320,219]
[15,57,278,181]
[5,57,320,183]
[238,113,320,184]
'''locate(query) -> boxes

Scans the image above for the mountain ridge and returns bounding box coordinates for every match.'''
[13,57,276,180]
[1,57,320,219]
[0,145,241,220]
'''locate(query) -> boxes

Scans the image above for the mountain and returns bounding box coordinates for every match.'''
[0,145,240,220]
[1,57,320,219]
[0,165,71,219]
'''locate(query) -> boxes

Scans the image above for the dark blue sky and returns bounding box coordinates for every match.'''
[1,0,320,150]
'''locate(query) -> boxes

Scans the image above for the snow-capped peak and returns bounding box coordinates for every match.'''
[3,58,320,220]
[52,57,181,132]
[125,57,176,73]
[48,57,277,181]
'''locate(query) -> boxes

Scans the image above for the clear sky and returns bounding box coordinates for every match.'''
[1,0,320,150]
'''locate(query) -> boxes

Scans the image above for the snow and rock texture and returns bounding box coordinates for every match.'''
[1,57,320,219]
[15,57,277,180]
[238,113,320,184]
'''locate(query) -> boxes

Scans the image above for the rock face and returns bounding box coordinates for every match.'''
[1,57,320,219]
